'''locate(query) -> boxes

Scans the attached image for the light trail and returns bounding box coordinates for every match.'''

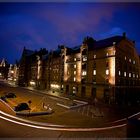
[0,110,64,127]
[0,111,126,132]
[128,112,140,119]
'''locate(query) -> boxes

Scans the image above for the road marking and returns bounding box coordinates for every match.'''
[0,114,126,131]
[0,110,64,127]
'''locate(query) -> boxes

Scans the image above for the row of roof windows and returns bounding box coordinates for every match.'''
[124,56,136,64]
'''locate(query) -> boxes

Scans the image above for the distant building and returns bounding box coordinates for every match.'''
[18,47,48,88]
[8,63,19,83]
[0,58,9,80]
[18,33,140,105]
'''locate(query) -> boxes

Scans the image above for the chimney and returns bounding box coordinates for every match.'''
[123,32,126,38]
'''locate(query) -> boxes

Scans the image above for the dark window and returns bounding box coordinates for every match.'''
[106,61,109,67]
[82,49,87,55]
[82,63,87,70]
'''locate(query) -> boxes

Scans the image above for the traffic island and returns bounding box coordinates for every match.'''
[56,99,88,109]
[16,109,54,117]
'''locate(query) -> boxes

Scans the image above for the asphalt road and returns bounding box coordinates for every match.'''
[0,114,126,138]
[0,80,129,138]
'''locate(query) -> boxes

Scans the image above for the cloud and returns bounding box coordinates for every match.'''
[29,3,116,43]
[99,27,124,39]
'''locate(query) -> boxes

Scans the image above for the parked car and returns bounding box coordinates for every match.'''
[14,103,30,111]
[5,93,16,98]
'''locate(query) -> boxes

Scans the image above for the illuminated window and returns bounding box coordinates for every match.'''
[74,77,76,81]
[74,64,76,68]
[137,74,139,78]
[11,70,14,74]
[133,74,135,78]
[129,59,131,63]
[82,71,87,76]
[106,69,109,75]
[133,60,136,64]
[74,58,76,61]
[73,87,76,90]
[93,70,96,75]
[74,71,76,75]
[119,71,121,76]
[129,73,131,78]
[83,57,87,61]
[106,53,109,57]
[94,54,96,59]
[124,72,126,77]
[125,56,127,60]
[113,42,116,45]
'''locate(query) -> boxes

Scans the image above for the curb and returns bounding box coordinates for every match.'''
[16,110,54,117]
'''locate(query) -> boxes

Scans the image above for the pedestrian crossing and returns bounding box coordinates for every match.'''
[74,105,104,118]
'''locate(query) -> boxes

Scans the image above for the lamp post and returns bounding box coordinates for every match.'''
[28,100,32,114]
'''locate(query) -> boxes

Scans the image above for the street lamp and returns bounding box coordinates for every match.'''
[28,100,32,114]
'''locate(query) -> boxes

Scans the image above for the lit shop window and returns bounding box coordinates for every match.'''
[74,71,76,75]
[74,64,76,68]
[74,77,76,81]
[93,55,96,59]
[119,71,121,76]
[82,71,87,76]
[106,69,109,75]
[129,73,131,78]
[124,72,126,77]
[74,58,76,61]
[93,70,96,75]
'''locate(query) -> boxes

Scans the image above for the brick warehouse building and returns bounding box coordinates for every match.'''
[17,33,140,105]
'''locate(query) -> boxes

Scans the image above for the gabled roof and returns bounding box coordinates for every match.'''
[51,48,61,58]
[23,49,34,56]
[66,45,81,55]
[94,35,124,50]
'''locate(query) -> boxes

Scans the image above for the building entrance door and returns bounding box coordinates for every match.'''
[104,89,110,103]
[81,86,86,97]
[91,88,96,98]
[66,85,69,94]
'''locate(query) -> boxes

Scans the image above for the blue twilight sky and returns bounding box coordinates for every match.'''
[0,2,140,64]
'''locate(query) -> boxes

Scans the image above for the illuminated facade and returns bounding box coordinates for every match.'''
[8,64,19,82]
[18,33,140,105]
[63,33,140,104]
